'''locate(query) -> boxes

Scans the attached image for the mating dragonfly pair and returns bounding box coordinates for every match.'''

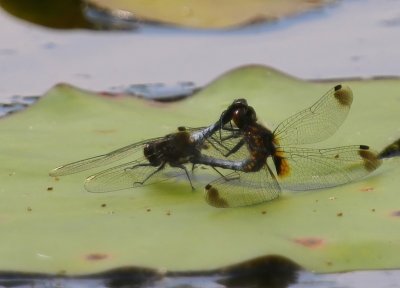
[50,85,381,208]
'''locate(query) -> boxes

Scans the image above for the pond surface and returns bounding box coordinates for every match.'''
[1,0,400,98]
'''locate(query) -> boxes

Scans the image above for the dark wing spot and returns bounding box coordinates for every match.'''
[334,85,353,106]
[359,148,382,172]
[205,184,229,208]
[273,155,291,178]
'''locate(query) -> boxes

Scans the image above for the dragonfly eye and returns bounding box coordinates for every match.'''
[246,106,257,122]
[144,143,162,166]
[232,98,248,106]
[221,99,249,125]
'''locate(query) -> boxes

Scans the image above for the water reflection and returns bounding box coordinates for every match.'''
[0,0,93,29]
[2,262,400,288]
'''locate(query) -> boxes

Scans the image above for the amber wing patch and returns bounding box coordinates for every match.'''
[333,84,353,107]
[205,184,229,208]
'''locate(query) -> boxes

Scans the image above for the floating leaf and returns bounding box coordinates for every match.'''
[0,65,399,275]
[86,0,335,29]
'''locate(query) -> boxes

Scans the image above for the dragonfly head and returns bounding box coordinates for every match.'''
[220,99,250,124]
[231,103,257,129]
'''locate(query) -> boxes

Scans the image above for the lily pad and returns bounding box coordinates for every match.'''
[0,65,399,275]
[86,0,334,29]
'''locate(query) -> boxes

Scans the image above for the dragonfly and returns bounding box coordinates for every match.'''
[49,113,242,193]
[194,84,382,208]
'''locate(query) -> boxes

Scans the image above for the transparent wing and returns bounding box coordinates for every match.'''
[49,138,163,177]
[202,127,249,161]
[275,145,382,191]
[48,125,210,177]
[273,85,353,146]
[204,164,281,208]
[84,161,189,193]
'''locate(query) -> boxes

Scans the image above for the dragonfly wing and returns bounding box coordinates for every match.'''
[275,145,382,191]
[202,128,248,161]
[84,161,189,193]
[204,164,281,208]
[273,85,353,146]
[49,137,165,176]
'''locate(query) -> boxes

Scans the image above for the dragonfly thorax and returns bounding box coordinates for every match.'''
[143,131,199,167]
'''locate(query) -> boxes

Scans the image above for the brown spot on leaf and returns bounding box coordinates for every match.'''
[85,253,109,261]
[101,203,107,208]
[360,187,374,192]
[94,129,116,134]
[371,208,376,212]
[261,210,267,215]
[166,210,171,216]
[337,212,343,217]
[146,208,151,212]
[47,187,53,191]
[390,210,400,217]
[294,237,325,249]
[27,207,32,212]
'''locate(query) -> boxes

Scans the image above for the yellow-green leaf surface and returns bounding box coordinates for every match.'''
[0,66,399,275]
[86,0,333,29]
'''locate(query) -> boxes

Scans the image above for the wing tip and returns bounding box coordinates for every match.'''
[84,175,98,192]
[334,84,353,107]
[49,167,62,177]
[204,184,229,208]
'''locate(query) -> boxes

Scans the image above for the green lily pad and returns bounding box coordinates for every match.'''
[0,65,399,275]
[86,0,334,29]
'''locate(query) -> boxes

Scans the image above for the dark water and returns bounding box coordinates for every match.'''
[1,256,400,288]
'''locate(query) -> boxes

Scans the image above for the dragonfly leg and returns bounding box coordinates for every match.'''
[132,163,165,186]
[210,166,239,181]
[224,138,246,157]
[206,136,228,154]
[175,164,195,191]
